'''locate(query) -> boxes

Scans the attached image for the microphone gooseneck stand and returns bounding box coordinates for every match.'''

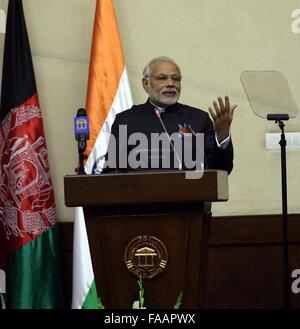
[76,135,87,175]
[154,107,183,170]
[267,113,290,309]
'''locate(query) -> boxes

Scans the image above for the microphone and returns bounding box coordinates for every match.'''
[74,108,90,174]
[154,107,182,170]
[74,108,90,151]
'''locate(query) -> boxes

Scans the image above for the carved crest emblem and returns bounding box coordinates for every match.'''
[124,235,168,280]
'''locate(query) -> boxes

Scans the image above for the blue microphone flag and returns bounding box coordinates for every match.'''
[74,116,90,140]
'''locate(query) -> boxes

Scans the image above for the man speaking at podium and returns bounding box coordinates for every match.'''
[98,56,237,174]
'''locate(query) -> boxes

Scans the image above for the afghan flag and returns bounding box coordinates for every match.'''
[71,0,132,309]
[0,0,63,308]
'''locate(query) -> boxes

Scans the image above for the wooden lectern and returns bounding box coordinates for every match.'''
[64,170,228,309]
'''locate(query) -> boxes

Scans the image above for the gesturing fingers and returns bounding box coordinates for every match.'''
[225,96,230,110]
[208,107,217,121]
[213,101,220,116]
[209,96,238,122]
[210,97,226,121]
[231,104,238,115]
[218,97,225,111]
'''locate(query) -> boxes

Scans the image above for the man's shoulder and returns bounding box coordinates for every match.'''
[113,102,150,122]
[177,102,209,119]
[114,101,210,122]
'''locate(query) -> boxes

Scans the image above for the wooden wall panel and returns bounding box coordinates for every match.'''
[59,214,300,308]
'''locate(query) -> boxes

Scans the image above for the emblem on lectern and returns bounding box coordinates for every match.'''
[124,235,168,279]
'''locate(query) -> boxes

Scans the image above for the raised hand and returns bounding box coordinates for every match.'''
[208,96,237,142]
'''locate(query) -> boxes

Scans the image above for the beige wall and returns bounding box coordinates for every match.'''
[0,0,300,221]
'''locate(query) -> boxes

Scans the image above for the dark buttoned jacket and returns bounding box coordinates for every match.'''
[101,99,233,174]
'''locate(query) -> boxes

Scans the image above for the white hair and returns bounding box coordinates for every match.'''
[143,56,178,78]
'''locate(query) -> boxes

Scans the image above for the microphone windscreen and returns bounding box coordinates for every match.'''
[76,108,87,117]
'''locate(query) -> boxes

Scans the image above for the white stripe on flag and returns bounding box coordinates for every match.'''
[71,207,95,309]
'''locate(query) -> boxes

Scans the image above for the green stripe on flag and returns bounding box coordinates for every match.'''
[82,280,100,309]
[6,224,63,309]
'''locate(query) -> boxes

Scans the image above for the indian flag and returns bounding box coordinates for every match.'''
[71,0,133,309]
